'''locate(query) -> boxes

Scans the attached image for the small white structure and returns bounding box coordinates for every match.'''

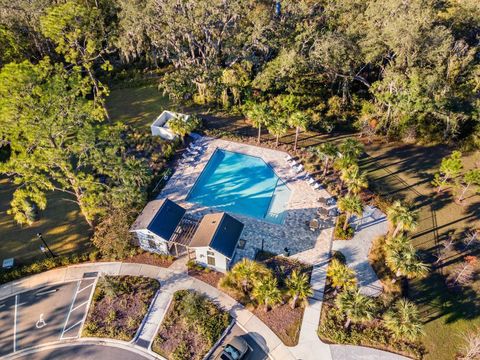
[151,110,190,140]
[189,213,244,272]
[130,198,186,254]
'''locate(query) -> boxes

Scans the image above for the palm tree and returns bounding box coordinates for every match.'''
[167,115,200,144]
[338,194,364,231]
[267,118,289,147]
[326,258,357,292]
[339,138,364,160]
[285,270,313,309]
[335,288,376,328]
[340,165,368,194]
[386,243,429,279]
[387,201,419,238]
[243,101,272,143]
[230,259,271,294]
[314,143,339,177]
[288,111,310,151]
[383,298,424,341]
[252,275,282,312]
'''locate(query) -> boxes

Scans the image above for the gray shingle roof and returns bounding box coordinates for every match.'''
[189,213,244,258]
[130,198,185,240]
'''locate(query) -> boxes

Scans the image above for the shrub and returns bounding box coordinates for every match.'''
[335,215,355,240]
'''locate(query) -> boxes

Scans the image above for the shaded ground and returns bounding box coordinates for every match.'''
[0,177,91,265]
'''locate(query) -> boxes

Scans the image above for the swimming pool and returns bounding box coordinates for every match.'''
[186,149,291,224]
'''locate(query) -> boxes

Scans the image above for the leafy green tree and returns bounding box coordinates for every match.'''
[285,270,313,309]
[338,194,364,231]
[383,298,424,341]
[40,0,114,114]
[0,59,150,228]
[252,275,282,313]
[387,201,419,238]
[326,258,357,292]
[288,111,310,151]
[432,151,463,193]
[243,101,272,143]
[267,118,289,147]
[226,259,271,295]
[335,288,376,328]
[340,165,368,194]
[312,143,339,177]
[167,115,201,144]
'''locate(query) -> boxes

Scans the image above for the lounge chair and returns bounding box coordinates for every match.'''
[285,154,293,161]
[189,144,203,151]
[312,182,322,190]
[317,207,329,218]
[294,164,304,173]
[186,148,199,156]
[181,153,195,162]
[307,177,315,185]
[289,159,298,167]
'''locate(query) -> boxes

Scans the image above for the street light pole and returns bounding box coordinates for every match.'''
[36,233,55,258]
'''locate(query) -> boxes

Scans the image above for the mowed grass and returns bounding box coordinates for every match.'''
[359,141,480,360]
[106,84,172,130]
[0,177,91,265]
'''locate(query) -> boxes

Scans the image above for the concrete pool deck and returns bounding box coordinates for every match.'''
[160,136,335,265]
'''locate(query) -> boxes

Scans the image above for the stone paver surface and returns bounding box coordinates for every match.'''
[332,205,388,297]
[330,344,408,360]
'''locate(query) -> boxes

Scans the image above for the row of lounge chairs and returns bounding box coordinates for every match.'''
[284,154,323,190]
[181,142,206,163]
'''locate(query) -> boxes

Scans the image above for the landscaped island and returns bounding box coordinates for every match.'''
[82,275,159,341]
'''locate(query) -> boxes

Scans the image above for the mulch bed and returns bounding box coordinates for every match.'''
[123,252,174,267]
[253,303,305,346]
[188,268,224,288]
[82,275,159,341]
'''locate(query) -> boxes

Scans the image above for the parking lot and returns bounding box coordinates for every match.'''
[210,324,268,360]
[0,275,96,357]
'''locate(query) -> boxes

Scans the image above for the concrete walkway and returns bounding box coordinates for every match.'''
[332,205,388,297]
[0,262,296,360]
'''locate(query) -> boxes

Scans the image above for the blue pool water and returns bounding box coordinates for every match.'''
[186,149,291,224]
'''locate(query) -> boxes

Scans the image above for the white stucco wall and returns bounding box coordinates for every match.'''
[131,229,169,255]
[150,111,190,140]
[194,247,230,272]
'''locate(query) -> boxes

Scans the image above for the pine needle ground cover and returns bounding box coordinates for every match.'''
[152,290,230,360]
[82,275,159,341]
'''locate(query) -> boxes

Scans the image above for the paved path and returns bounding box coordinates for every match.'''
[332,205,388,297]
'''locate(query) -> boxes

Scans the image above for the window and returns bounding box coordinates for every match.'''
[207,252,216,266]
[148,240,157,249]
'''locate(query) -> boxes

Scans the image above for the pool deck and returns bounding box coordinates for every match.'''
[160,137,335,265]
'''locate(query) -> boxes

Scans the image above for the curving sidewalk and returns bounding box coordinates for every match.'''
[0,261,408,360]
[0,262,296,360]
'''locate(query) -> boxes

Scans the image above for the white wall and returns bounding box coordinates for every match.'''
[132,229,169,255]
[194,247,230,272]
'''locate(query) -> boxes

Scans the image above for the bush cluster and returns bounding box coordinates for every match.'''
[334,215,355,240]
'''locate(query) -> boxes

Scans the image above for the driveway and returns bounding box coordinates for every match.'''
[0,277,96,357]
[209,324,268,360]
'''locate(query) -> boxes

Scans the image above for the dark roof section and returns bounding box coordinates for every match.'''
[147,199,186,240]
[130,198,186,241]
[189,213,244,258]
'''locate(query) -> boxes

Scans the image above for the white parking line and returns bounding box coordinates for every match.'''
[59,281,80,341]
[71,300,89,313]
[13,295,18,352]
[77,283,94,294]
[62,319,84,335]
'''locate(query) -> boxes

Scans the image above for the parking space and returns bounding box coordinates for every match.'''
[210,324,268,360]
[0,276,97,357]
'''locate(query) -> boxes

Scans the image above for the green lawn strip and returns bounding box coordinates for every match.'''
[82,275,159,341]
[106,85,173,129]
[152,290,230,360]
[0,177,91,264]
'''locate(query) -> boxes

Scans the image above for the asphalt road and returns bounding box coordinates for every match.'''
[210,324,268,360]
[13,344,152,360]
[0,277,96,358]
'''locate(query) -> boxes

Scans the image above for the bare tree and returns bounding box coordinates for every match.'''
[459,327,480,360]
[446,256,477,288]
[464,229,479,248]
[435,236,456,265]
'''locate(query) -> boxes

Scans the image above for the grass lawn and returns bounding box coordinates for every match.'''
[359,141,480,360]
[152,289,230,360]
[0,177,91,265]
[82,275,159,341]
[106,84,173,130]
